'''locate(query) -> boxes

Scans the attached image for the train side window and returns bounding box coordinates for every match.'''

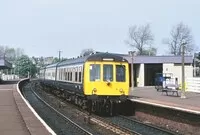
[116,65,126,82]
[52,72,55,78]
[61,69,64,80]
[67,72,70,81]
[60,69,62,80]
[78,72,82,82]
[59,69,61,80]
[90,64,100,81]
[103,64,113,82]
[65,72,67,80]
[75,72,78,82]
[62,68,64,80]
[70,72,72,81]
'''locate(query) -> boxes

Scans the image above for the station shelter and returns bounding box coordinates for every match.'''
[120,54,193,87]
[0,57,12,81]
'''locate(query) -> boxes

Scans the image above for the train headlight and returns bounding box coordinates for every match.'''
[119,88,124,94]
[92,88,97,94]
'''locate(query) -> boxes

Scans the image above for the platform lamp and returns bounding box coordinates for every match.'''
[128,51,136,93]
[181,42,187,99]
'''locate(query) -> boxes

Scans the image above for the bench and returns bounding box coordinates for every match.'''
[162,88,179,97]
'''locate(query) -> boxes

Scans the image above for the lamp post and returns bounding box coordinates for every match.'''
[129,51,136,92]
[181,42,187,99]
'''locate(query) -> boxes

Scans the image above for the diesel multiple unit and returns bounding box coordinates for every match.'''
[39,52,130,115]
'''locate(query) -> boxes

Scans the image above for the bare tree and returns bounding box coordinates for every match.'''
[164,22,194,55]
[80,48,95,56]
[142,47,157,56]
[126,24,154,55]
[0,45,24,61]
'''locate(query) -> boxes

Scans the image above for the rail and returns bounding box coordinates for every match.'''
[29,85,93,135]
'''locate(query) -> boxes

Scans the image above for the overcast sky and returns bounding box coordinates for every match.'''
[0,0,199,58]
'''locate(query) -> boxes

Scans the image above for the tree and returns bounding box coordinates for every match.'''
[125,24,155,55]
[0,45,24,62]
[163,22,194,55]
[80,48,95,56]
[142,47,157,56]
[15,55,37,78]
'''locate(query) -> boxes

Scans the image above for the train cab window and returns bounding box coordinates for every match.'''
[116,65,126,82]
[103,65,113,82]
[90,64,100,81]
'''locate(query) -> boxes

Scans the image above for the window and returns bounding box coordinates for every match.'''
[70,72,72,81]
[65,72,68,80]
[116,65,126,82]
[90,64,101,81]
[75,72,78,82]
[103,65,113,81]
[79,72,82,82]
[52,72,55,78]
[67,72,70,81]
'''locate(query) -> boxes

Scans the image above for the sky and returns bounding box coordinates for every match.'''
[0,0,200,58]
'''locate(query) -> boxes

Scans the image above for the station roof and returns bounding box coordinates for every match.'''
[121,55,193,64]
[0,57,12,69]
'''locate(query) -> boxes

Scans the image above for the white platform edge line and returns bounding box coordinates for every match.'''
[131,99,200,115]
[17,79,56,135]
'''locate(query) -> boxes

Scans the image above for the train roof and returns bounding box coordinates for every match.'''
[57,56,88,67]
[46,62,59,68]
[86,52,128,62]
[42,52,128,69]
[57,52,128,67]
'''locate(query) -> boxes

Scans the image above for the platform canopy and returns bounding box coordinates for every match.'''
[0,57,12,69]
[121,55,193,64]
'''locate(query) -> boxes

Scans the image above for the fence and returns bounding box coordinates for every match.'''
[186,77,200,93]
[1,74,19,80]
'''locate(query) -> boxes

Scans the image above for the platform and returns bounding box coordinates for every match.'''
[129,86,200,115]
[0,81,52,135]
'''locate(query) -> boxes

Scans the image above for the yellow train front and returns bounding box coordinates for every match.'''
[83,53,129,115]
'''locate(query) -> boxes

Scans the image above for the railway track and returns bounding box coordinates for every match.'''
[106,115,178,135]
[22,82,93,135]
[39,81,178,135]
[34,81,140,135]
[25,81,178,135]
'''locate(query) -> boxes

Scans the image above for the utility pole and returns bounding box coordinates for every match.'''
[129,51,135,93]
[181,42,187,99]
[58,50,62,62]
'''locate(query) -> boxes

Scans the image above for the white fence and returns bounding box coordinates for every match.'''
[186,77,200,93]
[1,74,19,80]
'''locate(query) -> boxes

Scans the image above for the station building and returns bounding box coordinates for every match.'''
[121,54,193,87]
[0,57,12,81]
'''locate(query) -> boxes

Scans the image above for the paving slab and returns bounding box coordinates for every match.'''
[0,82,30,135]
[0,81,53,135]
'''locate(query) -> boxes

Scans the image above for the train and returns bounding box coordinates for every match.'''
[39,52,130,116]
